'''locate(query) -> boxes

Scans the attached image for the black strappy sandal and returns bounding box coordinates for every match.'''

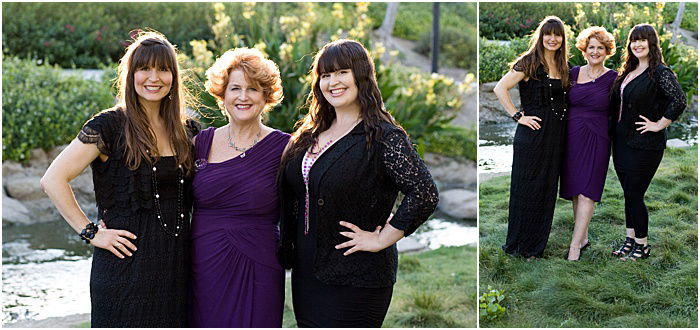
[611,237,635,257]
[622,243,651,261]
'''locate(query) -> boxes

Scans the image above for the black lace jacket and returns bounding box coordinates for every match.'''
[77,107,200,221]
[609,64,687,150]
[278,122,439,288]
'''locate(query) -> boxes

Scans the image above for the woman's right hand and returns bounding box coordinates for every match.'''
[518,115,542,130]
[90,229,138,259]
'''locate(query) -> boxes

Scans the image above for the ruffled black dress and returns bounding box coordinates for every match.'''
[502,64,568,258]
[77,107,199,327]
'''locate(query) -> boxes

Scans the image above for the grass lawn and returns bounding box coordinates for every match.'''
[283,245,477,327]
[479,145,698,327]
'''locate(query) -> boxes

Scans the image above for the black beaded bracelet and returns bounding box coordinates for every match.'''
[511,111,523,122]
[79,222,99,244]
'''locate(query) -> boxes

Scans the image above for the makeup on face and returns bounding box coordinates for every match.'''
[319,69,360,111]
[585,38,607,66]
[134,66,173,107]
[224,69,266,122]
[543,33,563,52]
[630,39,650,60]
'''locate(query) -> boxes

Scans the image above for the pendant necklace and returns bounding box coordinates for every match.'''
[227,124,262,158]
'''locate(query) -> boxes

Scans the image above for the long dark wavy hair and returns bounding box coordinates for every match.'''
[282,39,402,164]
[614,24,665,90]
[509,16,570,88]
[114,31,195,176]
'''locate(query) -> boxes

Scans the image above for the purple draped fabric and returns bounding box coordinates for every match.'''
[189,127,290,327]
[560,66,618,202]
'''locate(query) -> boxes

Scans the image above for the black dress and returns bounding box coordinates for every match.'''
[502,64,568,258]
[77,108,199,327]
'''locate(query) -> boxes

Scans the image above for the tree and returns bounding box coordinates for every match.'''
[671,2,685,44]
[377,3,399,38]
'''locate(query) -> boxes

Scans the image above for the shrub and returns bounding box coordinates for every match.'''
[479,285,506,321]
[478,37,529,83]
[2,58,115,161]
[414,25,477,71]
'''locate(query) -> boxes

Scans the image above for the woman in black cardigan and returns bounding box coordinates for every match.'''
[278,39,438,327]
[609,24,686,261]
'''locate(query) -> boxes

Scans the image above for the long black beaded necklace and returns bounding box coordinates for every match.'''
[545,72,568,121]
[148,150,184,237]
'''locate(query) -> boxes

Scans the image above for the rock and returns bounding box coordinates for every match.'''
[29,148,49,166]
[397,236,427,253]
[47,145,68,161]
[667,138,691,148]
[2,161,24,176]
[437,189,477,220]
[424,153,477,186]
[4,175,45,201]
[2,190,32,225]
[479,82,520,125]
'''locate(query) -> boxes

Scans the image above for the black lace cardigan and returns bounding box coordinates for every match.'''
[609,64,686,150]
[77,107,200,221]
[278,121,439,288]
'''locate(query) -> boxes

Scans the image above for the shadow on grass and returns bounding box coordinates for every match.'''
[479,146,698,328]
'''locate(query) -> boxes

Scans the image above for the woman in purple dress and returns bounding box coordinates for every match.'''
[189,48,289,327]
[560,27,617,261]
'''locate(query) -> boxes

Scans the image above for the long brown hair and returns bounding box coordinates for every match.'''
[114,31,195,175]
[509,16,570,88]
[282,39,401,164]
[614,24,665,90]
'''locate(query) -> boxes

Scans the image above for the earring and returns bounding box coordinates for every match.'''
[168,93,173,101]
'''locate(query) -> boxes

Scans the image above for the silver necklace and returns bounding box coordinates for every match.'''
[227,124,262,158]
[586,66,605,82]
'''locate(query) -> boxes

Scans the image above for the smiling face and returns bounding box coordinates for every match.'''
[224,68,265,123]
[542,33,563,52]
[133,66,173,109]
[585,37,608,66]
[630,38,650,60]
[319,68,360,111]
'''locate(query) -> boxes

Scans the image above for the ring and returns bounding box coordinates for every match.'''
[114,243,122,248]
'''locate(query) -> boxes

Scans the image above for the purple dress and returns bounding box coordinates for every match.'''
[560,66,617,202]
[189,127,290,327]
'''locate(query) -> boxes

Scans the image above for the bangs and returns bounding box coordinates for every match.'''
[629,25,654,41]
[131,40,175,71]
[541,20,565,36]
[316,44,353,74]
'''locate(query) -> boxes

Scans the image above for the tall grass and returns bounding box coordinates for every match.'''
[479,146,698,327]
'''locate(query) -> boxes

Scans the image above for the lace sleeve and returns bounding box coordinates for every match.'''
[185,118,202,140]
[381,129,439,237]
[77,110,119,155]
[512,60,524,72]
[657,67,686,121]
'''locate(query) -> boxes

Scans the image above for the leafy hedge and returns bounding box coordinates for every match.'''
[480,2,698,40]
[2,58,115,161]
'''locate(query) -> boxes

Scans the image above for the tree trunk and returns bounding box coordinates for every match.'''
[671,2,685,44]
[378,3,399,38]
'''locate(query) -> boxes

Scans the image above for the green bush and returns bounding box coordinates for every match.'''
[414,25,477,71]
[479,2,577,40]
[478,37,529,83]
[662,2,699,33]
[2,58,115,161]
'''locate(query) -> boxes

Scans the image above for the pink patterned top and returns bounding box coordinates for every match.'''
[301,139,334,235]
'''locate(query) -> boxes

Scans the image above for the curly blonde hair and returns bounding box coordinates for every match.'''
[205,48,283,115]
[575,26,616,58]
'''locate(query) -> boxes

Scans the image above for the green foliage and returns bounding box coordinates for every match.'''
[479,2,577,40]
[479,285,506,322]
[479,146,698,327]
[2,58,114,162]
[415,25,477,71]
[662,2,699,33]
[2,3,214,68]
[478,37,529,83]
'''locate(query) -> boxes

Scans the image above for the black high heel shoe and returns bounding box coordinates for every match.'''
[580,240,590,251]
[565,246,583,261]
[611,237,634,257]
[622,243,651,261]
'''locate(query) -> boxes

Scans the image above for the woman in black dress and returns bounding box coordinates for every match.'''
[41,32,199,327]
[609,24,686,261]
[278,39,439,327]
[493,16,570,260]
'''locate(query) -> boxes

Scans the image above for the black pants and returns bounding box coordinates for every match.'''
[613,136,664,239]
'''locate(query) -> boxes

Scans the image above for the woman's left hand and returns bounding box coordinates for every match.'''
[635,115,665,134]
[335,221,386,256]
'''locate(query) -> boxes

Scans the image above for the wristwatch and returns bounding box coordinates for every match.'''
[511,111,523,122]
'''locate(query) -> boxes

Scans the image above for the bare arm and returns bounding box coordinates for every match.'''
[494,70,542,130]
[41,139,137,258]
